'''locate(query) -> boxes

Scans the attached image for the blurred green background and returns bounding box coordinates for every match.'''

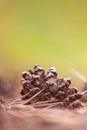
[0,0,87,82]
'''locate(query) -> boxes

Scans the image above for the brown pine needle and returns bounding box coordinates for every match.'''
[23,87,47,105]
[71,68,87,83]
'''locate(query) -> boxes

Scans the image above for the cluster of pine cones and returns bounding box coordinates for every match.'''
[20,65,83,104]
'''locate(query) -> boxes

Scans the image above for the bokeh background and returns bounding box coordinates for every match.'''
[0,0,87,89]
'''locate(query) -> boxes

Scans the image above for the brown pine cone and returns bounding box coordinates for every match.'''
[20,65,84,108]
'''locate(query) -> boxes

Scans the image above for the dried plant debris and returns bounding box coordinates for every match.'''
[19,65,86,109]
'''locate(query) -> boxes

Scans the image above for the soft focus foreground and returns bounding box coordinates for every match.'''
[0,98,87,130]
[1,105,87,130]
